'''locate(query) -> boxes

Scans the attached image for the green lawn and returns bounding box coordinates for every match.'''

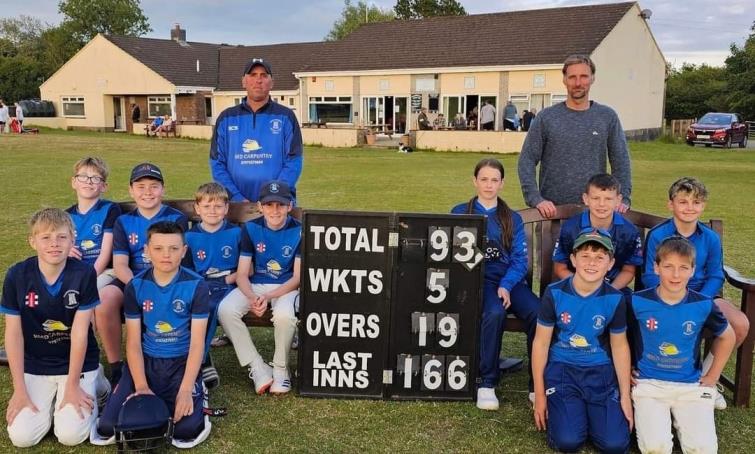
[0,129,753,452]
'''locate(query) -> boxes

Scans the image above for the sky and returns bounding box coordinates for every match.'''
[4,0,754,67]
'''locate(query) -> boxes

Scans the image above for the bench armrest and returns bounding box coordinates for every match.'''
[724,265,755,292]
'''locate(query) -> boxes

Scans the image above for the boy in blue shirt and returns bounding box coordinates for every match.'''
[553,173,642,292]
[532,229,632,454]
[630,237,735,453]
[94,221,211,447]
[65,156,121,289]
[218,180,300,395]
[642,177,749,409]
[2,208,105,447]
[184,182,242,389]
[98,163,188,386]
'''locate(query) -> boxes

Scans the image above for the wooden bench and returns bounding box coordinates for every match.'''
[122,201,754,407]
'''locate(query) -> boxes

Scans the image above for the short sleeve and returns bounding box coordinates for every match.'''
[0,267,20,315]
[123,282,141,319]
[537,287,557,326]
[704,302,729,337]
[608,295,627,334]
[239,225,254,257]
[103,203,122,232]
[191,281,210,319]
[113,217,129,255]
[294,228,302,258]
[626,229,644,266]
[552,231,571,264]
[176,214,189,232]
[78,266,100,310]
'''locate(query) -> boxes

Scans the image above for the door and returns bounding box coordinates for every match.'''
[113,97,124,131]
[384,96,394,131]
[393,97,407,134]
[363,97,385,130]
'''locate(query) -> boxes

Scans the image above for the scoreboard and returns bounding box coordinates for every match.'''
[298,210,484,401]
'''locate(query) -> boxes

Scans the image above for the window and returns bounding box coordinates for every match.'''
[233,97,243,106]
[379,79,390,91]
[289,98,295,106]
[533,74,546,88]
[148,96,171,117]
[428,95,439,112]
[415,78,435,92]
[464,77,476,89]
[205,97,213,118]
[308,96,353,123]
[62,96,85,117]
[325,80,335,91]
[509,95,529,118]
[551,94,567,106]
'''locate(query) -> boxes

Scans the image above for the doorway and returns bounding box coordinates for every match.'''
[393,97,407,134]
[362,97,385,130]
[113,97,124,131]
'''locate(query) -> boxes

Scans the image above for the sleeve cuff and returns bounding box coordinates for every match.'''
[192,313,210,320]
[114,250,129,256]
[0,307,20,316]
[537,319,554,327]
[610,327,627,334]
[124,313,141,319]
[79,299,100,310]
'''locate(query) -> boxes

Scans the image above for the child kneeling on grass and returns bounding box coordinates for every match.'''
[629,237,735,454]
[532,229,632,453]
[93,221,211,447]
[2,208,109,447]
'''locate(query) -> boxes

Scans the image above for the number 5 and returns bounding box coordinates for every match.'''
[426,269,448,304]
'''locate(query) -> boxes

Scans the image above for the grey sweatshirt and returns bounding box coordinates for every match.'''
[517,101,632,207]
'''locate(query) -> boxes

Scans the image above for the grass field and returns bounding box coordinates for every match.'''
[0,129,754,452]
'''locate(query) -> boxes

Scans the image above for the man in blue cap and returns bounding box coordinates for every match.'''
[209,58,303,203]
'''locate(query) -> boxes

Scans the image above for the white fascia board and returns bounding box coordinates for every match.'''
[293,64,563,78]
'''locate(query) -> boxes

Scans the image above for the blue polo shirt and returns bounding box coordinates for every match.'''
[451,199,528,290]
[124,267,209,359]
[209,98,303,202]
[553,210,643,283]
[113,205,189,272]
[642,219,724,297]
[66,199,121,266]
[628,288,728,383]
[184,221,242,280]
[240,216,301,284]
[538,277,627,367]
[0,257,100,375]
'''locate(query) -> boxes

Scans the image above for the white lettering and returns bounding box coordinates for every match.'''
[308,268,384,294]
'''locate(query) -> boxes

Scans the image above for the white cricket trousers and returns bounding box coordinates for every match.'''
[7,369,98,447]
[217,285,297,370]
[633,379,718,454]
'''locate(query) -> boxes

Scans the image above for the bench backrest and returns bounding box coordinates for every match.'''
[119,201,722,294]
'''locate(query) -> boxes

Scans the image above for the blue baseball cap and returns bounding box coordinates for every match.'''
[244,58,272,76]
[259,180,292,204]
[130,162,164,184]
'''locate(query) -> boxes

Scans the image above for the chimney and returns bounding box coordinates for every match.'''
[170,23,186,42]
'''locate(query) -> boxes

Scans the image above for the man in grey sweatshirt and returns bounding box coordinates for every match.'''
[517,55,632,218]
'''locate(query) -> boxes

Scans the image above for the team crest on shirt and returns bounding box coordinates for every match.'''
[266,260,282,277]
[256,242,266,253]
[172,299,186,314]
[196,249,207,261]
[92,224,102,236]
[659,342,680,356]
[242,139,261,152]
[42,319,69,332]
[281,245,293,258]
[143,300,154,312]
[560,312,571,324]
[270,119,282,134]
[592,315,606,330]
[129,232,139,245]
[682,320,697,336]
[63,290,80,309]
[646,317,659,331]
[222,246,233,258]
[24,291,39,308]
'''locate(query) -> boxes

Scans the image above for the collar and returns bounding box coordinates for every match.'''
[579,210,623,230]
[474,198,497,214]
[240,96,272,114]
[670,219,704,238]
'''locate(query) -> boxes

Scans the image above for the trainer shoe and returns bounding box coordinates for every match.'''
[715,384,727,410]
[476,387,499,411]
[95,364,111,411]
[210,334,231,348]
[247,360,273,395]
[270,367,292,395]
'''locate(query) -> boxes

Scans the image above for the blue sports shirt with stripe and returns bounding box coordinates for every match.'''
[113,205,188,272]
[66,199,121,266]
[239,216,301,284]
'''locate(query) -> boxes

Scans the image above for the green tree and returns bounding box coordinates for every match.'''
[58,0,151,44]
[725,22,755,120]
[664,63,728,119]
[325,0,395,41]
[394,0,466,19]
[0,55,46,102]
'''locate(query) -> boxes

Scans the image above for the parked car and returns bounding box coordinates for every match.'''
[686,113,748,148]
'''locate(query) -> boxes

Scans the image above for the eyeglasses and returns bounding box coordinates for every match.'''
[74,174,105,184]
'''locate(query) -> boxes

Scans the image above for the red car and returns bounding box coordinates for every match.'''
[686,112,748,148]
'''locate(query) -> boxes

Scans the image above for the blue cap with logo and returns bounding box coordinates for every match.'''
[244,58,273,76]
[130,162,164,184]
[259,180,292,204]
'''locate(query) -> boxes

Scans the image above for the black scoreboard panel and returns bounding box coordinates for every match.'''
[298,210,484,401]
[387,214,484,400]
[298,211,393,398]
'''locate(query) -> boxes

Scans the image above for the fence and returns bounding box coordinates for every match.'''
[748,121,755,140]
[664,119,694,138]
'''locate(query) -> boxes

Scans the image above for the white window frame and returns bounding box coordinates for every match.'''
[233,97,243,106]
[464,77,476,89]
[379,79,390,91]
[61,96,85,118]
[147,96,172,118]
[551,94,567,105]
[415,77,436,92]
[324,80,335,92]
[309,96,353,124]
[533,74,546,88]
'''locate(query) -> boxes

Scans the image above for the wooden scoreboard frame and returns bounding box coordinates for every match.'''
[298,210,484,401]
